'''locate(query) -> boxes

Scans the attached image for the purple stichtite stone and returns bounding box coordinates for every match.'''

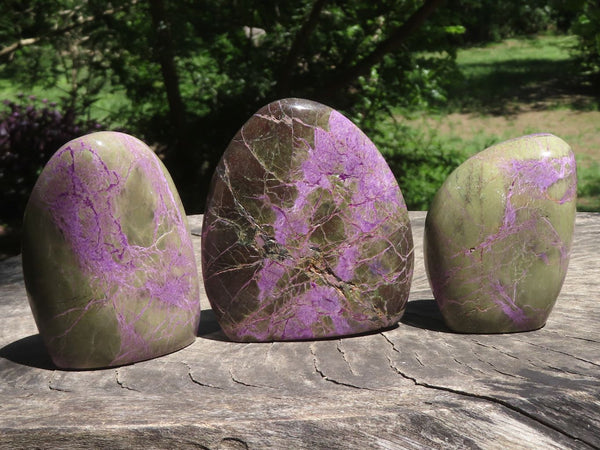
[424,134,577,333]
[22,131,201,369]
[201,98,414,342]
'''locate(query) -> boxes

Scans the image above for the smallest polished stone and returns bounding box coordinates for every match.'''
[22,131,201,369]
[424,134,577,333]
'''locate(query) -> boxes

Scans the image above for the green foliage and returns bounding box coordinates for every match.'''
[444,0,578,43]
[0,1,115,114]
[1,0,464,212]
[0,0,596,220]
[365,115,465,210]
[572,1,600,85]
[398,33,600,212]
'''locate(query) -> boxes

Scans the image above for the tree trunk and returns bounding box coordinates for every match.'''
[147,0,200,210]
[148,0,185,134]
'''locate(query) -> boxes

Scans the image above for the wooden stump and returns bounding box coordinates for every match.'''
[0,212,598,449]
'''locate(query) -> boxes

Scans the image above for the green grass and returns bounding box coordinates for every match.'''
[396,34,600,212]
[576,155,600,212]
[446,34,597,113]
[457,35,576,68]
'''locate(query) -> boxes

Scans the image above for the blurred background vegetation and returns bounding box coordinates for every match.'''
[1,0,599,256]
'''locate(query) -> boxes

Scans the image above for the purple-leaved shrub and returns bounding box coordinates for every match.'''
[0,95,102,224]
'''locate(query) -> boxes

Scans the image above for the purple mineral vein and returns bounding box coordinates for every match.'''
[465,153,576,258]
[280,284,351,340]
[257,259,288,300]
[505,154,576,202]
[335,245,360,282]
[489,279,531,326]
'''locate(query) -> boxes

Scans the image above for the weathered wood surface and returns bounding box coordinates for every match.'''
[0,211,598,449]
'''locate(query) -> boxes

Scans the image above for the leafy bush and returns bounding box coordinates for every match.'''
[364,114,465,210]
[445,0,575,44]
[0,95,101,224]
[572,2,600,86]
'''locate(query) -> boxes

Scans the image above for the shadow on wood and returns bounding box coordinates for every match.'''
[0,334,56,370]
[401,299,452,332]
[197,308,229,341]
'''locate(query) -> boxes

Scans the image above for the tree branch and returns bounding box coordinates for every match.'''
[0,38,40,58]
[0,2,137,60]
[318,0,444,96]
[276,0,328,96]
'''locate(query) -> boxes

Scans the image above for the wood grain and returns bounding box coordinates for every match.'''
[0,212,598,449]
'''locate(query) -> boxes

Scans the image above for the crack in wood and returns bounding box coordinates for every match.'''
[218,437,250,450]
[473,341,520,360]
[47,373,71,393]
[47,383,71,393]
[469,350,525,379]
[451,356,489,377]
[413,351,425,367]
[524,341,600,368]
[309,344,370,390]
[563,335,600,345]
[381,333,598,448]
[183,363,222,389]
[546,364,593,377]
[228,369,271,389]
[115,369,140,392]
[336,340,357,376]
[485,364,525,380]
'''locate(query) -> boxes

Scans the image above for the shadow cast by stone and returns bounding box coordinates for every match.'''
[197,309,229,341]
[0,334,57,370]
[400,299,452,333]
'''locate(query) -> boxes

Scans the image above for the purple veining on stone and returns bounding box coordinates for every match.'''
[22,131,201,369]
[424,134,577,333]
[202,98,413,342]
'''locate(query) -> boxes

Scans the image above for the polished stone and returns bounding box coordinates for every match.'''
[424,134,577,333]
[22,131,201,369]
[202,98,414,341]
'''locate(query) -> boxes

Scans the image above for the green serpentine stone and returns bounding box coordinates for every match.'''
[424,134,577,333]
[202,98,414,342]
[22,132,201,369]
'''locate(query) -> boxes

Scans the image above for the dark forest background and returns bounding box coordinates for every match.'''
[1,0,599,250]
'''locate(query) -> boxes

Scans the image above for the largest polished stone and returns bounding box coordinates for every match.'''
[22,131,201,369]
[202,98,414,342]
